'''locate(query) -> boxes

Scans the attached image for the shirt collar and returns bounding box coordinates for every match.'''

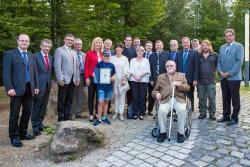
[64,45,71,51]
[18,47,27,54]
[227,41,234,46]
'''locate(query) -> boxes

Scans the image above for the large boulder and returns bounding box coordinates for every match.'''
[50,121,104,162]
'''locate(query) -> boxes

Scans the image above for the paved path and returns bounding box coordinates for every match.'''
[96,86,250,167]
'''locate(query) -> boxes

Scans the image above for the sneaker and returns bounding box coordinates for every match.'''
[102,117,111,125]
[93,120,102,126]
[120,114,124,121]
[113,113,118,119]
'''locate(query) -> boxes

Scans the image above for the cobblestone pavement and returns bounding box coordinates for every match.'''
[96,86,250,167]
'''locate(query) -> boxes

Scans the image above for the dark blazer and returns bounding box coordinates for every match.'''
[166,51,178,63]
[2,48,39,96]
[149,51,168,82]
[35,52,53,93]
[176,49,199,84]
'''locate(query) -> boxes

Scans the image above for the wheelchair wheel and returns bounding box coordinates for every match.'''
[152,128,159,137]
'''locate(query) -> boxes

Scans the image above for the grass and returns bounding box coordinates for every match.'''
[240,85,250,92]
[44,125,56,135]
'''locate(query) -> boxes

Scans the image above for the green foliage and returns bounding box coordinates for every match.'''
[44,125,55,135]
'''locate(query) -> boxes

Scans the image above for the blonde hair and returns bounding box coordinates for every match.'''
[200,39,214,53]
[224,28,235,36]
[136,46,145,53]
[91,37,104,52]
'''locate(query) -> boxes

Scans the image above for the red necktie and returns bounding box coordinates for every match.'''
[44,54,49,71]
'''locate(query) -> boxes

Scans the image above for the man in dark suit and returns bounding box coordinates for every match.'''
[144,41,154,115]
[217,29,244,125]
[149,40,168,114]
[167,39,179,62]
[176,37,199,110]
[31,39,53,136]
[122,35,137,107]
[2,34,39,147]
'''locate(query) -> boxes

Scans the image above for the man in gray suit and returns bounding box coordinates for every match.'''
[32,39,53,136]
[72,38,86,119]
[54,34,80,121]
[2,34,39,147]
[217,29,244,125]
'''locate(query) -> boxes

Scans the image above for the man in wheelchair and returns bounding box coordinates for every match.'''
[152,60,190,143]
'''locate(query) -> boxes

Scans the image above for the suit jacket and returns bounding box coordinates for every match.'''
[149,51,168,82]
[143,51,153,59]
[166,51,178,63]
[176,49,199,84]
[217,42,244,81]
[2,48,39,96]
[54,45,80,84]
[152,72,190,104]
[35,52,53,93]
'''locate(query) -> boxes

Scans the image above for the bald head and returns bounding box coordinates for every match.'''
[166,60,176,75]
[17,34,30,51]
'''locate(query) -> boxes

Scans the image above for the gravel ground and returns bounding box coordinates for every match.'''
[0,109,153,167]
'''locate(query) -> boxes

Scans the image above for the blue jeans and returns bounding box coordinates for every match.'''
[197,84,216,116]
[98,90,113,101]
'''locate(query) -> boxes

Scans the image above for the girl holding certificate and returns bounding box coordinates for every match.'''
[129,46,151,120]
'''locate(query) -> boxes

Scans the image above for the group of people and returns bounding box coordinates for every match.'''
[2,28,244,147]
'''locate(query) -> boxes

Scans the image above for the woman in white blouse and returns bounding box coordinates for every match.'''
[110,43,129,120]
[129,46,151,120]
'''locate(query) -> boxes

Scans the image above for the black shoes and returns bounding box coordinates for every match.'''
[33,130,41,136]
[19,133,35,140]
[217,117,230,123]
[177,133,185,143]
[198,114,206,119]
[227,119,238,125]
[209,115,216,120]
[11,138,23,147]
[157,133,166,142]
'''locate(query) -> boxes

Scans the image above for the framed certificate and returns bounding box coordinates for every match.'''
[100,68,111,84]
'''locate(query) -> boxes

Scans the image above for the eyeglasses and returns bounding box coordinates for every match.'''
[19,40,29,42]
[166,65,174,68]
[65,38,74,41]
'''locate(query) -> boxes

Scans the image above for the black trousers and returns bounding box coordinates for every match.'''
[57,79,75,121]
[87,77,98,116]
[131,82,148,116]
[187,83,195,110]
[9,83,32,138]
[31,86,50,131]
[221,79,241,120]
[126,81,133,106]
[147,83,155,113]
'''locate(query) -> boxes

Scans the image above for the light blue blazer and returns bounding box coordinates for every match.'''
[217,42,244,81]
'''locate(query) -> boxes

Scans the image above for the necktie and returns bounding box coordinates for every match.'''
[156,52,160,76]
[171,52,176,60]
[22,52,28,65]
[226,44,230,54]
[22,52,30,82]
[146,52,150,59]
[44,54,49,71]
[78,52,84,74]
[183,50,188,73]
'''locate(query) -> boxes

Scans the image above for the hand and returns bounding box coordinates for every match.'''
[156,92,161,101]
[223,72,229,78]
[193,80,197,87]
[171,81,181,87]
[58,80,64,87]
[86,78,90,86]
[75,80,80,86]
[34,89,39,95]
[150,81,154,86]
[7,89,16,96]
[110,76,115,82]
[121,78,126,86]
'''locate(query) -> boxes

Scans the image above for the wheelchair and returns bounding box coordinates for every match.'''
[151,94,192,141]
